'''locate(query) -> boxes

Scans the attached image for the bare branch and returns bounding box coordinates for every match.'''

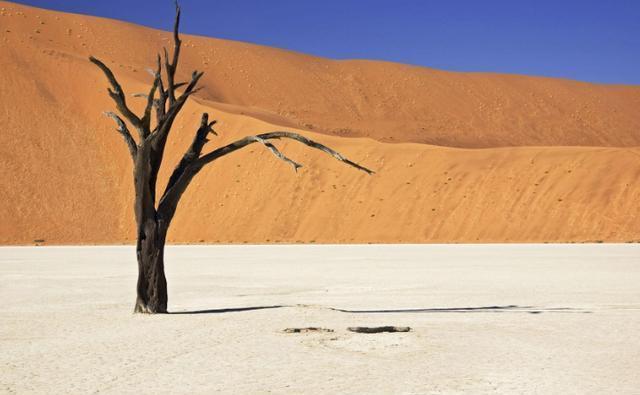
[172,1,181,70]
[173,82,188,90]
[141,63,161,133]
[179,71,204,100]
[156,112,217,221]
[197,131,374,175]
[253,136,302,172]
[161,113,216,196]
[162,48,173,103]
[104,111,137,159]
[155,54,167,123]
[186,113,216,160]
[164,1,182,105]
[144,62,202,208]
[89,56,144,137]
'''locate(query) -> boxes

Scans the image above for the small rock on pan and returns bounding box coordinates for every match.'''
[283,327,334,333]
[347,326,411,333]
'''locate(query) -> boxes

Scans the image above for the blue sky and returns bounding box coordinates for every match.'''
[12,0,640,84]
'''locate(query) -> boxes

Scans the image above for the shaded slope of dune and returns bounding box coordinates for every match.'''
[0,1,639,244]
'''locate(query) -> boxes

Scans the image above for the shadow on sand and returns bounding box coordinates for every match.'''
[328,305,591,314]
[170,304,590,315]
[170,305,284,315]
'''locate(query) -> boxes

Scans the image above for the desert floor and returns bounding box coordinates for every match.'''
[1,244,639,394]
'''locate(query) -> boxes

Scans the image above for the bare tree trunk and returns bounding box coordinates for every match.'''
[134,217,168,313]
[132,145,169,314]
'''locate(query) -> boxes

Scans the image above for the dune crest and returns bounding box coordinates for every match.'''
[0,1,639,244]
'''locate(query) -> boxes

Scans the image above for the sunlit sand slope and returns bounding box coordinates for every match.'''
[0,1,638,244]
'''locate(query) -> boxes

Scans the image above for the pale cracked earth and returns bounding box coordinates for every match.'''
[1,244,639,394]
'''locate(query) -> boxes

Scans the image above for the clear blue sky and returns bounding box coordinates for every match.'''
[12,0,640,84]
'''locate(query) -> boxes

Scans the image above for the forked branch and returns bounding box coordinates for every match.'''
[141,63,162,133]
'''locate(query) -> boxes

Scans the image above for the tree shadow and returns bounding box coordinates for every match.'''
[170,305,284,315]
[328,305,591,314]
[168,304,591,315]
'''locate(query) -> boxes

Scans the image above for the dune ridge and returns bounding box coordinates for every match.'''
[0,0,639,244]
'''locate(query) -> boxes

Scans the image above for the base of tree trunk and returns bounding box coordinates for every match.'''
[133,273,168,314]
[134,221,169,314]
[134,298,168,314]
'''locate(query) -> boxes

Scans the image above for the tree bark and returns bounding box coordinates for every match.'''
[134,217,168,314]
[132,143,169,314]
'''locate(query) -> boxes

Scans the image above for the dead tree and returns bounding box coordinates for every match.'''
[90,3,373,314]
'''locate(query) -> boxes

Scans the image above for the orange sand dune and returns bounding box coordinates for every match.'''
[0,1,639,244]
